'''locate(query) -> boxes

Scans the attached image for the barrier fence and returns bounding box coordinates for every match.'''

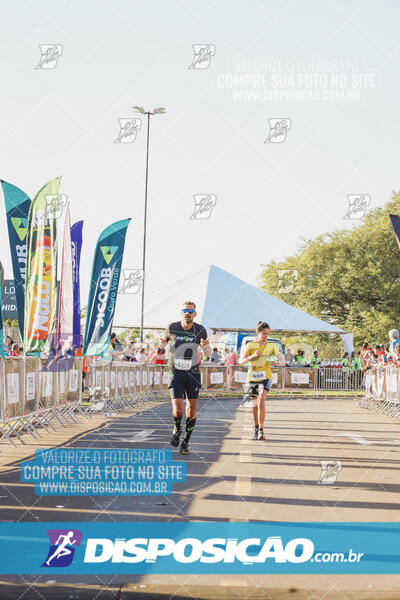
[0,359,366,446]
[360,365,400,418]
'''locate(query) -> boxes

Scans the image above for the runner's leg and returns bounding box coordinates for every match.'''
[257,390,267,439]
[180,371,201,453]
[257,379,272,440]
[169,373,186,446]
[250,383,259,439]
[183,397,198,442]
[170,395,184,446]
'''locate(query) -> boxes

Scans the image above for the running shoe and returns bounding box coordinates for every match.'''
[180,441,190,454]
[170,430,181,447]
[252,428,259,440]
[257,429,265,441]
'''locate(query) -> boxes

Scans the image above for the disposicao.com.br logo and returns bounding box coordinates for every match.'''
[31,523,372,574]
[82,536,363,566]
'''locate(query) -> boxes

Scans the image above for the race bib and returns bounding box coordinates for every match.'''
[174,358,192,371]
[250,370,266,381]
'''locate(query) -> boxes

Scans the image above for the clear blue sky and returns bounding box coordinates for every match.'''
[0,0,398,324]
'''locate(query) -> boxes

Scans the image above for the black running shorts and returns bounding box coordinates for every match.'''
[168,369,202,399]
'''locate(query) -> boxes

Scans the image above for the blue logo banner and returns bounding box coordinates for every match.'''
[0,522,399,574]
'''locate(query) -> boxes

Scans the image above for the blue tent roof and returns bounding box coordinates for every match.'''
[119,265,345,333]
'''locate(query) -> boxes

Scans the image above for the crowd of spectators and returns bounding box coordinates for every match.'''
[5,328,400,373]
[109,334,240,366]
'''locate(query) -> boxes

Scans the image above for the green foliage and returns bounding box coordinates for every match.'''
[259,192,400,347]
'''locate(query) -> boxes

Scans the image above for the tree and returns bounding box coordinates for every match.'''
[259,192,400,346]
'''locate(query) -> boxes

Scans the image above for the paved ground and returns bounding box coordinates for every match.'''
[0,395,400,598]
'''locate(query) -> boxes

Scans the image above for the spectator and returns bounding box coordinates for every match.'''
[295,350,307,365]
[136,348,146,363]
[151,347,166,365]
[225,348,238,366]
[389,329,400,353]
[210,347,221,363]
[123,343,136,362]
[360,342,371,361]
[4,336,13,356]
[12,343,22,356]
[310,351,321,369]
[284,349,295,366]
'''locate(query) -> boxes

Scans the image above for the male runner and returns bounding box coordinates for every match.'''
[239,321,284,440]
[160,301,211,454]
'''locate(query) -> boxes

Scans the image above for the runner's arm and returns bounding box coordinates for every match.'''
[200,329,212,358]
[276,351,285,367]
[159,325,170,349]
[239,344,259,365]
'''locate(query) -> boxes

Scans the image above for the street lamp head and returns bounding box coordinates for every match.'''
[132,106,145,114]
[152,107,166,114]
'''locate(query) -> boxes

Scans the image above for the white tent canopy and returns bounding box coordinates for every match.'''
[115,265,345,334]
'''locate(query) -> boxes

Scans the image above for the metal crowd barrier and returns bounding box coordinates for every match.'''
[0,358,367,446]
[360,365,400,417]
[0,356,85,446]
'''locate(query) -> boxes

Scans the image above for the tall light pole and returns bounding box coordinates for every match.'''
[132,106,166,345]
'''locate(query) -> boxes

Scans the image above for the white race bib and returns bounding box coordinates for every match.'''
[250,370,266,381]
[174,358,192,371]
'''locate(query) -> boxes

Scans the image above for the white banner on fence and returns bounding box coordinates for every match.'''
[234,370,247,383]
[272,372,278,384]
[154,371,160,385]
[59,371,66,394]
[210,371,224,384]
[111,371,116,389]
[69,370,78,392]
[290,372,310,384]
[387,371,398,393]
[163,371,169,384]
[43,372,52,397]
[7,373,19,404]
[95,371,102,388]
[26,372,36,401]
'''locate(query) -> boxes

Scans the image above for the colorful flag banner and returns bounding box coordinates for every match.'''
[390,214,400,250]
[1,180,32,339]
[24,178,59,354]
[71,220,83,350]
[0,262,4,358]
[83,219,131,358]
[56,203,73,354]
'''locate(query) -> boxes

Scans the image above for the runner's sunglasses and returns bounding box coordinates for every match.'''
[182,308,195,314]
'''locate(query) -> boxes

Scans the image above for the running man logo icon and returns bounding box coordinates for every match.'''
[188,44,216,69]
[189,195,217,220]
[115,118,142,143]
[35,44,63,69]
[42,529,82,567]
[318,460,342,485]
[265,118,292,143]
[344,194,370,220]
[118,269,143,294]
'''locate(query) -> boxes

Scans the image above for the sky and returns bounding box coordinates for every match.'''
[0,0,399,327]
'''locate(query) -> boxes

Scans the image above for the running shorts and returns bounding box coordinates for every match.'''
[248,378,272,397]
[169,369,202,399]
